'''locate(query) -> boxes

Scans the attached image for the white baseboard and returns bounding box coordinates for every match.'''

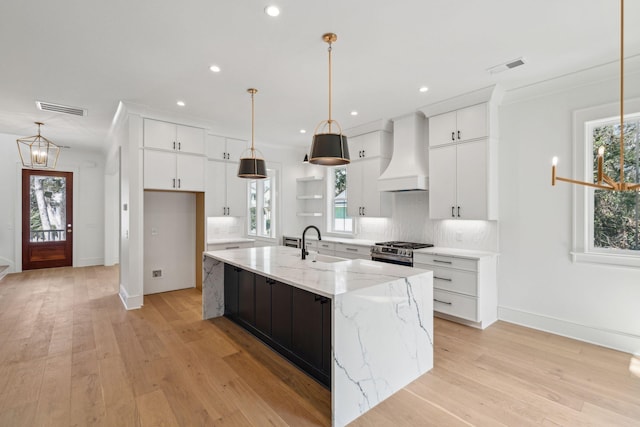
[78,257,105,267]
[498,306,640,355]
[119,284,143,310]
[0,256,14,275]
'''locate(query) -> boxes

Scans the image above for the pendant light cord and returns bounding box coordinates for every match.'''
[328,41,333,133]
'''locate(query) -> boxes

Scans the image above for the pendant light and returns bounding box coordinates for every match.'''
[238,88,267,179]
[551,0,639,192]
[309,33,350,166]
[16,122,60,169]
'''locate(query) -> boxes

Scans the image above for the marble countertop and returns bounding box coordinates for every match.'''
[204,246,432,298]
[414,247,498,259]
[207,238,256,245]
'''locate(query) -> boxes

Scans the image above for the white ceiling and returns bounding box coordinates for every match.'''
[0,0,638,153]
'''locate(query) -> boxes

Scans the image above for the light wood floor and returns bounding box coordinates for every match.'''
[1,266,639,426]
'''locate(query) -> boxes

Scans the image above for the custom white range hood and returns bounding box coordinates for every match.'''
[378,112,428,192]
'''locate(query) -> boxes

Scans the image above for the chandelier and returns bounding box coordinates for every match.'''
[16,122,60,169]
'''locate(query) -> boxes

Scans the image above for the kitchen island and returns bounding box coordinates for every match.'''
[202,246,433,427]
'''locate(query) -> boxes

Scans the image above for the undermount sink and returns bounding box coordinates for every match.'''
[311,254,348,264]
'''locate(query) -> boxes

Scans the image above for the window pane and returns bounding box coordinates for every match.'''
[332,167,352,232]
[249,181,257,235]
[262,178,271,237]
[592,118,640,250]
[30,175,67,242]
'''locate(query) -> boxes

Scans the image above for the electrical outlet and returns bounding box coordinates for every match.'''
[152,270,162,278]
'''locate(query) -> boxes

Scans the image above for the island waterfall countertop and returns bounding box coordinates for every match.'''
[202,246,434,427]
[203,245,431,297]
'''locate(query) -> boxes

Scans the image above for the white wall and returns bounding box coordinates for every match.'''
[498,64,640,354]
[0,131,105,272]
[143,191,195,294]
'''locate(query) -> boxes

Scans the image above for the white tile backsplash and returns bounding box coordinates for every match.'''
[355,192,497,252]
[207,216,245,241]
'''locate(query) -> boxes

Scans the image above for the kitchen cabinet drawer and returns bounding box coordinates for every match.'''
[433,289,478,322]
[207,241,254,251]
[334,243,370,258]
[416,264,477,297]
[414,253,477,272]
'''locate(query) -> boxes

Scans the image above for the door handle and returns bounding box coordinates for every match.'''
[67,224,72,234]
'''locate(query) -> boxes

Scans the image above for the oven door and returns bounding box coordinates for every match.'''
[370,254,413,267]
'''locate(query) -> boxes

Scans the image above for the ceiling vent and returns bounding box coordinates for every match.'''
[36,101,87,117]
[487,57,526,74]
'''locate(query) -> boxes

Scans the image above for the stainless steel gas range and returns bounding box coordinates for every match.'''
[370,241,434,267]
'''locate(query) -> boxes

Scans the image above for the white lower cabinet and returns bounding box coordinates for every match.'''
[144,150,205,191]
[414,252,497,329]
[304,240,372,260]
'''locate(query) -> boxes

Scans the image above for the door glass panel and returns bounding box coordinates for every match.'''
[30,175,67,242]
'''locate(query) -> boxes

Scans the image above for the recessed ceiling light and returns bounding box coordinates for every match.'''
[264,5,280,17]
[350,111,358,116]
[209,65,221,73]
[419,86,429,93]
[300,129,307,134]
[177,101,185,107]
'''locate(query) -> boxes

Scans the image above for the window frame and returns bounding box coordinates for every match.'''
[247,168,277,239]
[572,97,640,267]
[326,165,353,235]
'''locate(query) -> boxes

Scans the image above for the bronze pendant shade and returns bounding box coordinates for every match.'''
[238,88,267,179]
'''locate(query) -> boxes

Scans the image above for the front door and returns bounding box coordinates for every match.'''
[22,169,73,270]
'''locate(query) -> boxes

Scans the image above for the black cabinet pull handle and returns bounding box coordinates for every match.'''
[451,132,455,141]
[451,206,455,217]
[457,206,461,217]
[457,130,461,140]
[178,178,181,188]
[314,295,322,302]
[434,276,452,282]
[173,178,176,188]
[173,141,176,150]
[362,150,365,157]
[434,299,452,305]
[234,267,242,272]
[433,259,452,264]
[362,207,365,216]
[346,248,357,252]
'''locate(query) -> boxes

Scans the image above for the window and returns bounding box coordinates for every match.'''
[572,98,640,267]
[589,114,640,252]
[248,169,276,238]
[328,166,352,233]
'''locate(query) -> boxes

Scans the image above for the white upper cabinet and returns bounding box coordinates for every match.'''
[348,131,392,160]
[428,102,497,220]
[347,157,392,217]
[206,159,246,217]
[143,119,205,154]
[429,103,487,147]
[346,130,392,217]
[429,140,488,219]
[206,134,248,161]
[143,150,205,192]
